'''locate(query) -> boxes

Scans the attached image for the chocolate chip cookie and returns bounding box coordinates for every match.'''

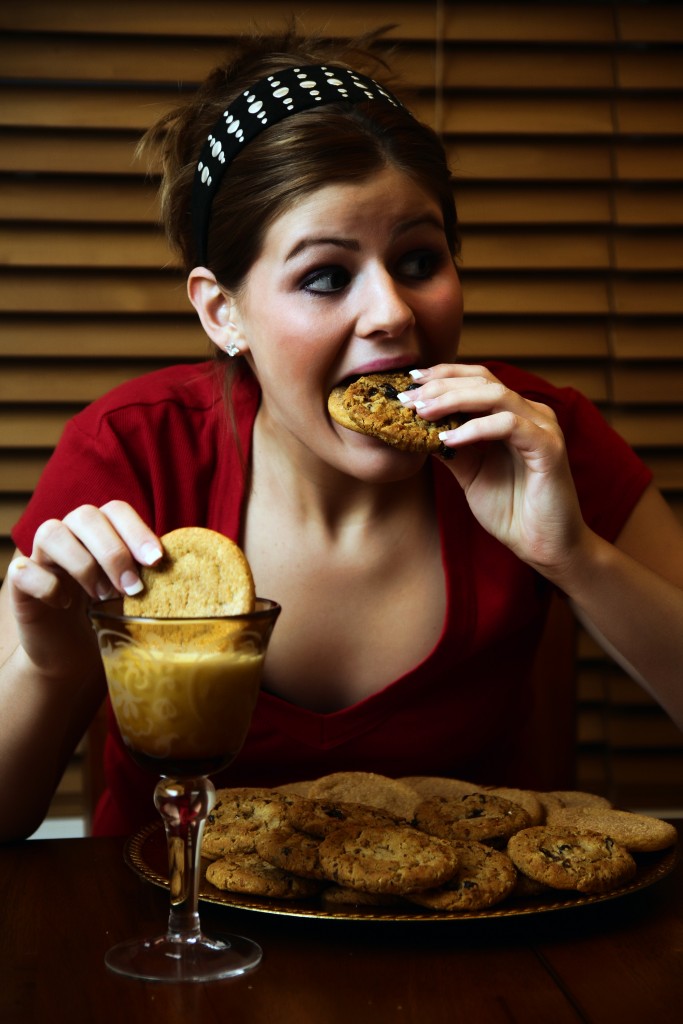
[328,372,458,454]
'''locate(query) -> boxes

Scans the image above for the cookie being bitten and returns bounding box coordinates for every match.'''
[328,372,458,454]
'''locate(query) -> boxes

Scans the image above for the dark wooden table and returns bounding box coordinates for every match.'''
[1,825,681,1024]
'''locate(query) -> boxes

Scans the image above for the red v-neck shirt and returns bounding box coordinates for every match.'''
[12,361,652,835]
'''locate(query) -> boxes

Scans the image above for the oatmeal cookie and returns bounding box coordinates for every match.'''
[401,776,481,800]
[254,826,326,879]
[507,825,637,894]
[485,787,545,826]
[414,792,531,844]
[545,790,613,810]
[288,798,408,838]
[545,807,677,853]
[408,840,518,911]
[206,852,324,899]
[123,526,255,618]
[308,772,419,819]
[318,824,459,895]
[328,372,459,454]
[201,788,305,859]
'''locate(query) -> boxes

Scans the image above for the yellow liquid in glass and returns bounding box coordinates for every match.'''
[103,644,263,767]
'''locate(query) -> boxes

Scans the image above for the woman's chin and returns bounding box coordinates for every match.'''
[339,430,428,481]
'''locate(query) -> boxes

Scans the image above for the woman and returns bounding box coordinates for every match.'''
[1,29,682,840]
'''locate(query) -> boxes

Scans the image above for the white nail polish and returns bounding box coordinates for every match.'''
[438,431,450,441]
[414,400,427,411]
[409,369,424,380]
[397,391,411,404]
[120,571,144,596]
[140,542,163,566]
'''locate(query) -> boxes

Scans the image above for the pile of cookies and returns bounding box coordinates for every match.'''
[201,771,678,913]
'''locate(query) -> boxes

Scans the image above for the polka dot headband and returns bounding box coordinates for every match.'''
[190,64,407,265]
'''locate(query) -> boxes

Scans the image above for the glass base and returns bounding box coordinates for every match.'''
[104,931,262,983]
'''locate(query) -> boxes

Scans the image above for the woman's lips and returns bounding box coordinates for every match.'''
[333,359,418,390]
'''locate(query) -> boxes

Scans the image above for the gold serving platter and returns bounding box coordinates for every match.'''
[125,819,679,923]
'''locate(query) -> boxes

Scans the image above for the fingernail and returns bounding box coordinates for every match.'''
[96,580,117,601]
[414,400,427,411]
[397,391,413,404]
[120,571,144,596]
[409,369,425,380]
[438,431,452,441]
[140,542,163,566]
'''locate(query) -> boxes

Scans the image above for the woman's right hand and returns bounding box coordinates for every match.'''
[5,501,162,679]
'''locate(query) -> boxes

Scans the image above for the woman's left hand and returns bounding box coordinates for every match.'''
[402,363,588,575]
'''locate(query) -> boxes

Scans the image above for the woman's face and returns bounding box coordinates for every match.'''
[230,165,464,479]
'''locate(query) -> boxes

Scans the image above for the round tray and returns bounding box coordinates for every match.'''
[125,819,679,923]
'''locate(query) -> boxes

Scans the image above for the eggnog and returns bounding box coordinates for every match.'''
[103,642,263,776]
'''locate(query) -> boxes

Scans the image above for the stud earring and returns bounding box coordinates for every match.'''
[225,340,241,358]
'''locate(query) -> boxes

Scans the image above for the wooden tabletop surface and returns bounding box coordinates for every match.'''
[1,824,681,1024]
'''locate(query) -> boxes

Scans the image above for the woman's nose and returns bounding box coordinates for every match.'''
[355,267,415,339]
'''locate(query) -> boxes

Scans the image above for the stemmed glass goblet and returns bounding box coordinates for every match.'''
[89,597,280,982]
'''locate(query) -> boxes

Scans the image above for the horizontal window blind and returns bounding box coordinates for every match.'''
[1,1,682,810]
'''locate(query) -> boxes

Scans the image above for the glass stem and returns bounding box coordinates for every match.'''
[154,776,216,944]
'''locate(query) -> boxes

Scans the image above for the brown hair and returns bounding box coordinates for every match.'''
[140,25,459,291]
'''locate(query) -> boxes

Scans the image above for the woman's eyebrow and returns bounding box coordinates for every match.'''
[391,214,445,239]
[284,214,444,262]
[285,237,360,261]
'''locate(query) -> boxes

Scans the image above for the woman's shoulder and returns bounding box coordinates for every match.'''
[80,361,220,419]
[70,361,257,433]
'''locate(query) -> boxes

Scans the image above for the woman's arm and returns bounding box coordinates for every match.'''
[561,485,683,731]
[402,364,683,729]
[0,502,162,841]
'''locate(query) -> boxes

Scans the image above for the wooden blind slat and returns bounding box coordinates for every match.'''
[618,52,683,90]
[618,6,683,44]
[461,276,609,315]
[612,366,683,405]
[0,226,169,268]
[0,272,186,314]
[0,452,50,492]
[451,141,612,181]
[612,323,683,360]
[0,407,82,447]
[0,318,208,358]
[0,180,158,223]
[0,2,435,39]
[617,99,683,136]
[0,130,143,175]
[610,411,683,449]
[459,321,609,359]
[458,186,612,225]
[0,362,183,404]
[616,143,683,181]
[615,234,683,272]
[613,278,683,316]
[462,231,611,271]
[614,187,683,226]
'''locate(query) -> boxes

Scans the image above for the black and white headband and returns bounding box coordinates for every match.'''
[191,64,407,265]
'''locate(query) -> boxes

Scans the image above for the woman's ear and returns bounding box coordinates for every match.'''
[187,268,247,357]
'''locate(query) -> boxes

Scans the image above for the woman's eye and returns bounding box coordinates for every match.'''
[399,250,440,279]
[301,267,350,294]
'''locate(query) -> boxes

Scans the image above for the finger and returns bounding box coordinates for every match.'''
[60,504,160,598]
[409,363,500,385]
[438,410,565,470]
[402,376,556,429]
[99,500,163,568]
[31,509,139,600]
[6,556,73,615]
